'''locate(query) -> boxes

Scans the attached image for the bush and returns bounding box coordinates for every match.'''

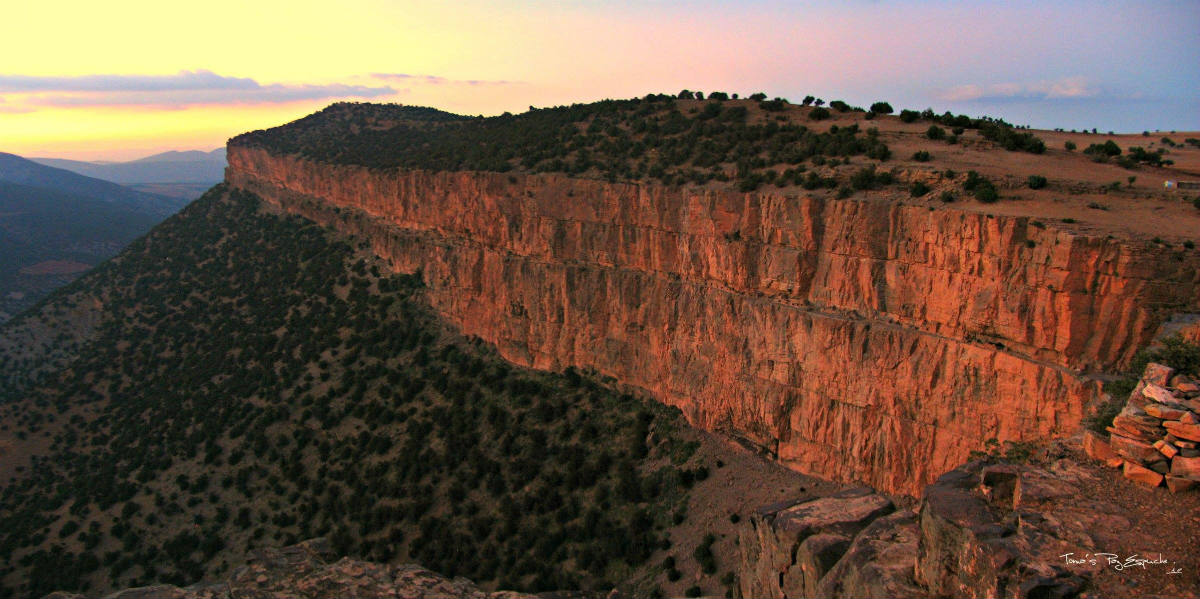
[808,107,831,121]
[1193,197,1200,210]
[869,101,893,114]
[910,181,930,197]
[685,586,702,598]
[926,125,945,140]
[974,185,999,203]
[939,191,955,203]
[1027,175,1048,189]
[1064,140,1076,151]
[829,100,851,112]
[1084,140,1122,158]
[912,150,931,162]
[898,110,920,123]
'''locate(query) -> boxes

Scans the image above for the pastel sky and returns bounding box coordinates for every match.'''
[2,0,1197,160]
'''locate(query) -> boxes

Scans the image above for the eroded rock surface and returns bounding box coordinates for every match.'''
[44,539,534,599]
[735,458,1183,598]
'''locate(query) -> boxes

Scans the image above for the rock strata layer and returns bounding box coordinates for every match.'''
[226,146,1200,494]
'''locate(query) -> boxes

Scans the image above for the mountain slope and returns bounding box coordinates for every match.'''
[0,181,166,321]
[0,185,797,599]
[32,149,226,185]
[0,153,185,215]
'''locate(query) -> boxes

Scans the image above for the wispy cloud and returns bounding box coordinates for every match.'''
[0,70,397,109]
[938,76,1098,102]
[371,73,523,86]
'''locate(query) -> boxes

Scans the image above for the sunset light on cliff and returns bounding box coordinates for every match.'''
[3,0,1198,159]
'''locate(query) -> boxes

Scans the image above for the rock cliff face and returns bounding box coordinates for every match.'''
[225,145,1200,495]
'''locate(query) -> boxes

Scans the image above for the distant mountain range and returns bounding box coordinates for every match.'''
[0,152,193,320]
[31,148,227,185]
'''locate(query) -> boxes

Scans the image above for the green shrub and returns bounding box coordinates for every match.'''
[926,125,945,140]
[940,191,956,203]
[909,181,930,197]
[685,586,702,598]
[1027,175,1048,189]
[912,150,931,162]
[829,100,851,112]
[869,101,893,114]
[1064,140,1076,151]
[898,109,920,123]
[808,107,831,121]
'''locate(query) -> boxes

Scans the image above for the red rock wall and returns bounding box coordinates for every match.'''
[226,146,1200,495]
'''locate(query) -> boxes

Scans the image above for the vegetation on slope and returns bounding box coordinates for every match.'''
[232,96,896,191]
[0,186,708,598]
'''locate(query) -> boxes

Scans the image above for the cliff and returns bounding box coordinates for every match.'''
[226,145,1200,495]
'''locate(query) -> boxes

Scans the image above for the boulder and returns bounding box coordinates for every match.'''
[1143,402,1189,421]
[1163,420,1200,442]
[1170,455,1200,479]
[1109,433,1162,464]
[1122,461,1163,487]
[1165,475,1197,493]
[738,487,894,599]
[1142,363,1175,387]
[1082,431,1119,464]
[1153,439,1179,459]
[812,510,928,599]
[1143,383,1184,407]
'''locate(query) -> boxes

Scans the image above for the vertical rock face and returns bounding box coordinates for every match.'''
[225,146,1200,495]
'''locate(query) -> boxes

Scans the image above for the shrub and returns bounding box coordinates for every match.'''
[926,125,945,140]
[910,181,930,197]
[912,150,931,162]
[898,109,920,123]
[1064,140,1076,151]
[808,107,831,121]
[940,191,956,203]
[1027,175,1048,189]
[869,101,893,114]
[974,185,999,203]
[1084,140,1122,158]
[1193,197,1200,210]
[685,586,703,598]
[829,100,851,112]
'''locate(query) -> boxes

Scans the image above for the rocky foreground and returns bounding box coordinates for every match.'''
[42,538,535,599]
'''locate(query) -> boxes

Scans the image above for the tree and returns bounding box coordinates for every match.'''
[869,101,893,114]
[748,92,767,101]
[802,95,815,106]
[808,107,831,121]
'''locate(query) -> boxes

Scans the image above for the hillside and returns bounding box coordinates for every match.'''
[0,185,828,599]
[0,151,199,321]
[0,153,186,216]
[32,149,227,186]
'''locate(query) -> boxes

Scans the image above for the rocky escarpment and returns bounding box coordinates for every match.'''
[226,145,1200,495]
[42,539,533,599]
[738,457,1194,598]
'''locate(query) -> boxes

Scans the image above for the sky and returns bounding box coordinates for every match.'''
[2,0,1197,161]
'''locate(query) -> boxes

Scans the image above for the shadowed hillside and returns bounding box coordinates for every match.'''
[0,185,821,599]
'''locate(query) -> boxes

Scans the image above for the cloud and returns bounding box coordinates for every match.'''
[0,70,258,93]
[938,76,1098,102]
[371,73,523,86]
[0,70,397,109]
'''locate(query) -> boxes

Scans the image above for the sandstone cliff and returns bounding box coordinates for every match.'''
[225,145,1200,495]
